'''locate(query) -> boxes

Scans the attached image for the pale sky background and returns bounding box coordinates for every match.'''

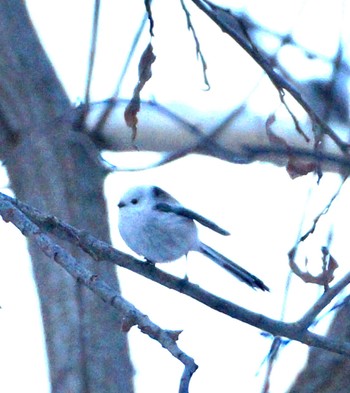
[0,1,349,392]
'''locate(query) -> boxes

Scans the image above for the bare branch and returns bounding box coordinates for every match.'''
[84,99,350,175]
[115,101,246,171]
[84,0,101,106]
[261,337,283,393]
[287,179,345,291]
[144,0,154,36]
[75,0,102,131]
[0,195,197,393]
[3,192,350,358]
[244,145,350,174]
[294,265,350,331]
[85,98,251,170]
[180,0,210,89]
[190,0,350,154]
[89,11,150,136]
[299,179,347,242]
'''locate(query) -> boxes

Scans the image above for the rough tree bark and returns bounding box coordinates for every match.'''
[289,296,350,393]
[0,2,133,392]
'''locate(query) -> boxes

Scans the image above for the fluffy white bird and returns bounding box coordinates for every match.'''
[118,185,269,291]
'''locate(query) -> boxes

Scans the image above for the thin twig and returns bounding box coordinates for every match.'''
[144,0,154,36]
[239,10,350,75]
[81,0,101,126]
[91,9,150,135]
[261,337,283,393]
[286,179,345,290]
[299,178,347,243]
[261,270,293,387]
[277,89,310,142]
[190,0,350,154]
[180,0,210,89]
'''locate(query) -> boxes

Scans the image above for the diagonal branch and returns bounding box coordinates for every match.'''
[295,269,350,331]
[299,178,347,243]
[2,192,350,358]
[190,0,350,154]
[0,196,197,393]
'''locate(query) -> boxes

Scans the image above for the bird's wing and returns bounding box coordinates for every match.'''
[154,202,230,236]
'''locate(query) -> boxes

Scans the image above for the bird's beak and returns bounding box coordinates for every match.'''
[118,201,126,208]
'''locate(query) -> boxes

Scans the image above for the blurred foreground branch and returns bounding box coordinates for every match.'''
[84,99,350,176]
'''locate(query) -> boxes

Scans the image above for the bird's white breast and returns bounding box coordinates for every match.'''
[119,202,198,262]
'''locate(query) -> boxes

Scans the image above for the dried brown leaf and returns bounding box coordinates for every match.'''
[124,43,156,140]
[289,250,338,286]
[138,42,156,83]
[266,114,289,148]
[286,159,317,179]
[266,114,316,178]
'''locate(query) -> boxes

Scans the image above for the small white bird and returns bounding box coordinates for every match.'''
[118,185,269,291]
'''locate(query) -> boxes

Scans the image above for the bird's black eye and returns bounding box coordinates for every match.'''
[131,198,138,205]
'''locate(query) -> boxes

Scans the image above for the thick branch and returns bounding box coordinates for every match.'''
[3,192,350,358]
[84,99,348,175]
[0,197,197,393]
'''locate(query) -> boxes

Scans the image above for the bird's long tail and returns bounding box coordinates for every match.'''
[199,242,269,291]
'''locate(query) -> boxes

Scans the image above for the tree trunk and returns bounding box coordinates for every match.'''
[0,1,134,392]
[288,296,350,393]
